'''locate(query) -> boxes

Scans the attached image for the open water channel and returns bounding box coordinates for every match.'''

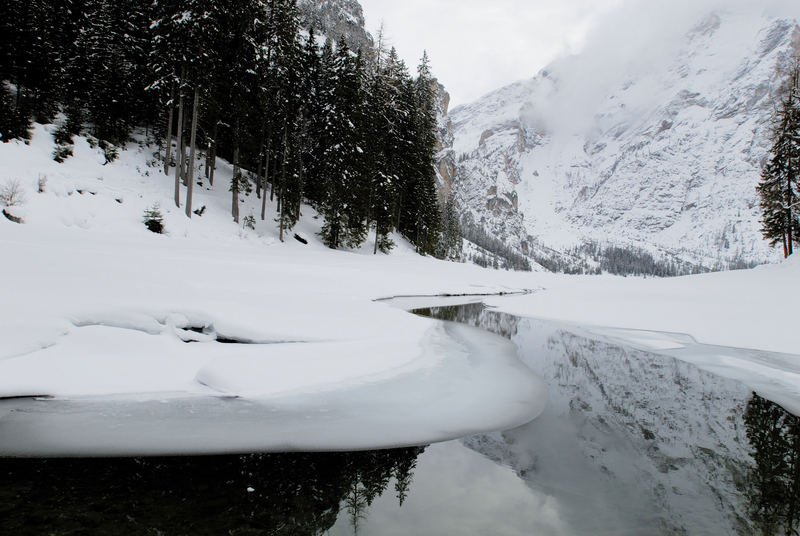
[1,301,798,535]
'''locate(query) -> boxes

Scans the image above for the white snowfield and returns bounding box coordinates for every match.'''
[0,124,798,455]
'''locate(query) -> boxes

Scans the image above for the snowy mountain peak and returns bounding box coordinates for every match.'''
[450,6,800,272]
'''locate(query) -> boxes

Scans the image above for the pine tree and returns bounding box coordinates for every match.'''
[318,38,368,249]
[758,59,800,258]
[270,0,306,240]
[0,0,451,251]
[0,0,71,136]
[78,0,151,143]
[363,40,400,254]
[300,27,325,207]
[218,0,263,223]
[403,51,441,255]
[437,193,463,260]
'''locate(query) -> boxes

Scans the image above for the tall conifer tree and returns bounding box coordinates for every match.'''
[758,60,800,258]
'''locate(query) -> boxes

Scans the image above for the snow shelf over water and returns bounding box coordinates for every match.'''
[0,313,545,457]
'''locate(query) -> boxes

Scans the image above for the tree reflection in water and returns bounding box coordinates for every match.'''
[414,303,519,340]
[0,446,425,536]
[744,393,800,536]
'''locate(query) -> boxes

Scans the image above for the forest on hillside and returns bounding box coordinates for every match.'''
[0,0,463,258]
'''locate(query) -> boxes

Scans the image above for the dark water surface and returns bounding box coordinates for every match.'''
[2,302,799,536]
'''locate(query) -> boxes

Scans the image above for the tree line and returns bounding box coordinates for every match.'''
[758,59,800,259]
[0,0,460,256]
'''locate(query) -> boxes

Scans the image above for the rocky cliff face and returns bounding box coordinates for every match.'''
[450,8,800,270]
[297,0,373,52]
[434,82,456,199]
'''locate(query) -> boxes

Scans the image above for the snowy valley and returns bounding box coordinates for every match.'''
[1,0,800,534]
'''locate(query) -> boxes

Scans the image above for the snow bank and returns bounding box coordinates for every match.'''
[0,125,544,455]
[1,123,798,454]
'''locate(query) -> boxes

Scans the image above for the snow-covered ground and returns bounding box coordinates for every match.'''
[0,125,546,455]
[0,124,798,455]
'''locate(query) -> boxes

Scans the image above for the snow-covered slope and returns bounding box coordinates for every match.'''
[1,122,798,456]
[450,5,800,270]
[0,125,547,455]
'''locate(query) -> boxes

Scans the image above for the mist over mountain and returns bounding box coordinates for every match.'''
[447,2,800,272]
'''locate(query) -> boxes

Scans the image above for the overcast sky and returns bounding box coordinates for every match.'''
[358,0,799,109]
[358,0,625,108]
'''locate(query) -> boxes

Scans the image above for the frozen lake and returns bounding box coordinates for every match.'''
[1,300,798,535]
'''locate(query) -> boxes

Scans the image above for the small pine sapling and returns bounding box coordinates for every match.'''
[243,214,256,230]
[378,233,395,254]
[99,141,119,165]
[53,120,74,146]
[52,144,74,162]
[143,204,165,234]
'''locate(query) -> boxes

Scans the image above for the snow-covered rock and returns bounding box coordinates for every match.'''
[450,6,800,270]
[298,0,373,52]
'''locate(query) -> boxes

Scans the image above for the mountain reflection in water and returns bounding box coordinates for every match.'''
[416,303,800,536]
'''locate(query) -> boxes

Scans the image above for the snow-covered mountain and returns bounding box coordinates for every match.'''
[449,6,800,271]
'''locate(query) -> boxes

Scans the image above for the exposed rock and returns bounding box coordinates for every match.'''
[448,9,800,270]
[433,81,456,198]
[297,0,373,52]
[2,208,23,224]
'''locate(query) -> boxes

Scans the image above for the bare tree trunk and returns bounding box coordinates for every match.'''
[232,143,240,224]
[180,134,188,186]
[173,86,184,208]
[185,87,199,218]
[208,122,218,186]
[395,191,403,231]
[788,162,795,257]
[205,139,212,179]
[256,134,265,199]
[260,129,272,220]
[163,85,174,176]
[279,129,288,242]
[270,126,277,203]
[296,162,303,223]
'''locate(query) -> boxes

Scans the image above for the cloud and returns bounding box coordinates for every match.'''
[518,0,800,136]
[359,0,798,108]
[359,0,623,106]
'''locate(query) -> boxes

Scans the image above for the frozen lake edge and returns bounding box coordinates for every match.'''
[0,295,547,457]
